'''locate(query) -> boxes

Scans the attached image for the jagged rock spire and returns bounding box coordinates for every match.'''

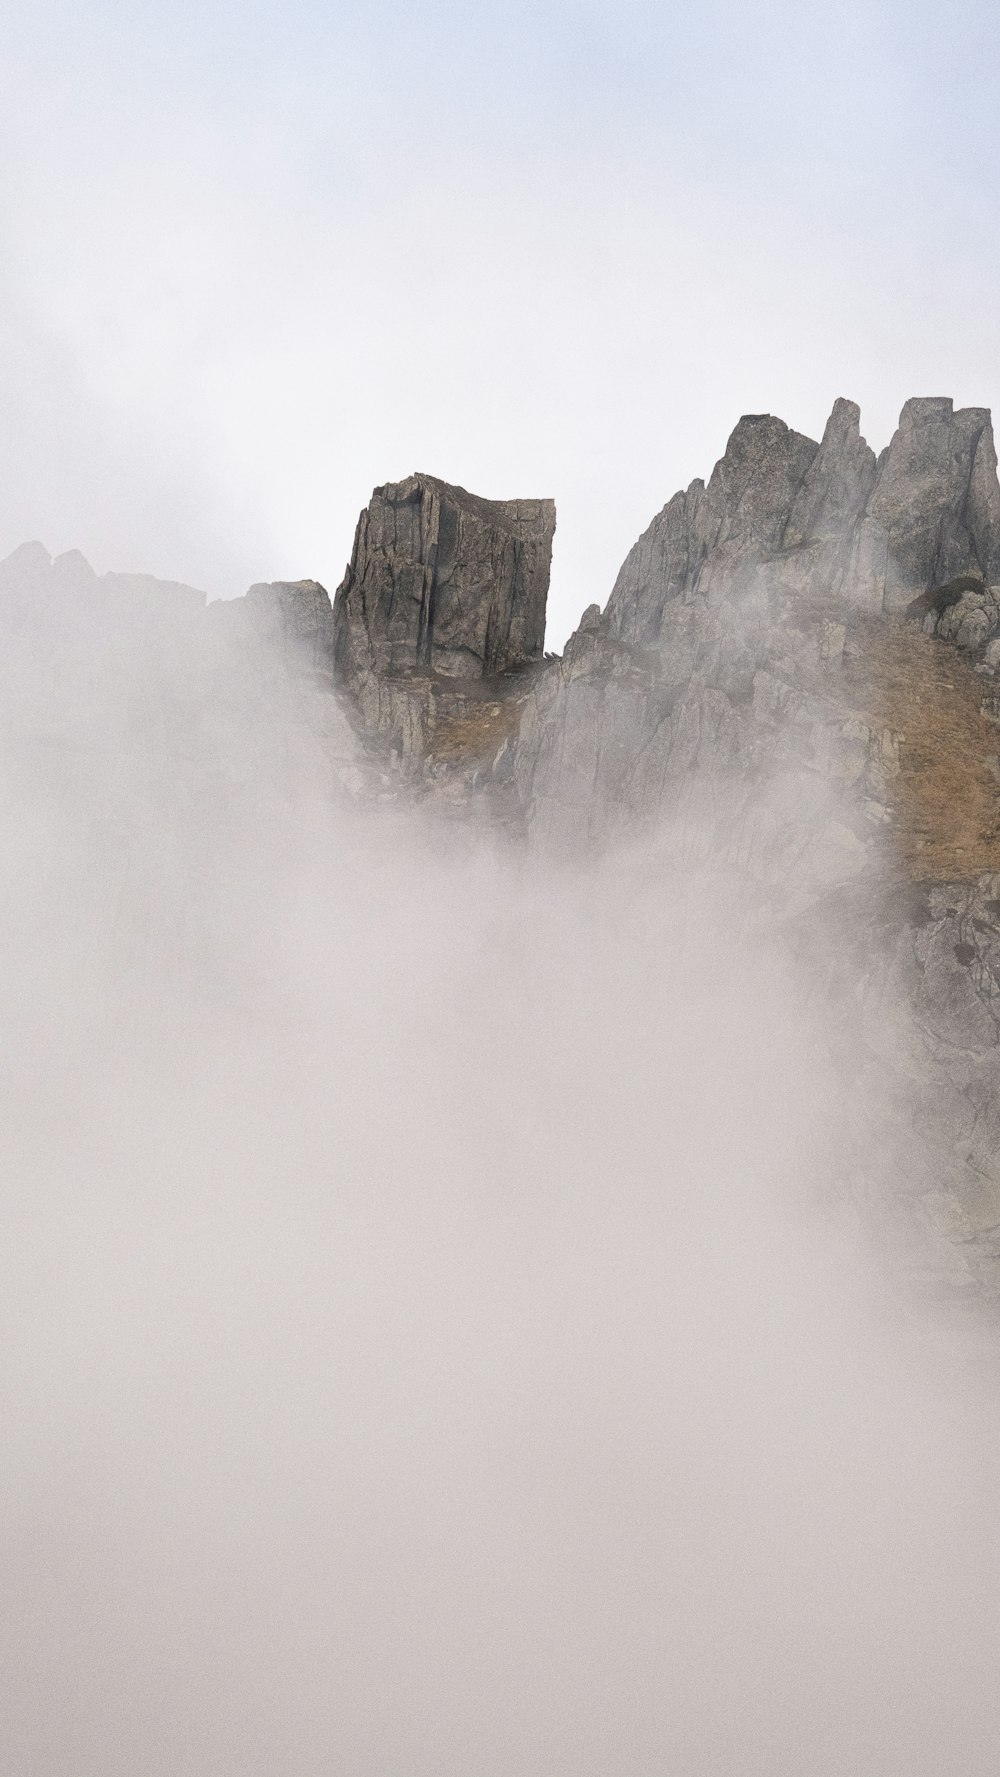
[606,395,1000,640]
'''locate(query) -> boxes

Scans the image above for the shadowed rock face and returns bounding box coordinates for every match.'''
[862,399,1000,611]
[332,474,555,687]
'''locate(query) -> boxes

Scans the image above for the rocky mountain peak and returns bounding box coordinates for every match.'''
[783,396,875,553]
[333,473,554,685]
[705,411,818,556]
[861,396,1000,610]
[330,471,555,762]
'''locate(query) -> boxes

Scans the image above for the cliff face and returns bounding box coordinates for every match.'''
[308,397,1000,1292]
[334,474,553,681]
[330,474,555,761]
[601,396,1000,639]
[513,397,1000,858]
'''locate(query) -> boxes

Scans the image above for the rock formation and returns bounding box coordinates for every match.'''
[208,576,339,677]
[331,474,555,759]
[334,474,554,681]
[510,398,1000,859]
[862,398,1000,611]
[493,394,1000,1292]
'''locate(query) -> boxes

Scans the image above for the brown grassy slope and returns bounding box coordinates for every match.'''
[419,607,1000,880]
[424,692,527,766]
[843,614,1000,881]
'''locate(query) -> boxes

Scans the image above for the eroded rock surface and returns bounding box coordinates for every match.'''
[862,398,1000,612]
[331,474,555,758]
[334,475,553,682]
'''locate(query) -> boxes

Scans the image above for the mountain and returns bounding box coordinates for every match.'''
[6,395,1000,1293]
[324,397,1000,1293]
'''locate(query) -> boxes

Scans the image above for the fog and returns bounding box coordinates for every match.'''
[1,561,1000,1775]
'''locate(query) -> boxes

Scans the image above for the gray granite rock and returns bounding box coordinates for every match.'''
[498,393,1000,1291]
[605,413,819,646]
[330,474,555,762]
[601,396,1000,657]
[333,474,554,687]
[934,583,1000,652]
[857,398,1000,612]
[781,397,878,601]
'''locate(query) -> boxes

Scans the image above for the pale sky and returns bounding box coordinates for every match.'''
[3,0,1000,645]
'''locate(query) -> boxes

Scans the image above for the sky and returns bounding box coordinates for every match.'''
[3,0,1000,644]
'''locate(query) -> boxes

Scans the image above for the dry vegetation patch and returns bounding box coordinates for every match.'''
[842,614,1000,880]
[425,690,528,766]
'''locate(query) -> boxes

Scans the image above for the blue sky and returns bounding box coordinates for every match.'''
[3,0,1000,641]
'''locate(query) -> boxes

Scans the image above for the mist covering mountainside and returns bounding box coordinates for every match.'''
[6,397,1000,1772]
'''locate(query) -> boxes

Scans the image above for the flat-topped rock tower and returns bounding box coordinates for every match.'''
[330,473,555,759]
[333,474,554,683]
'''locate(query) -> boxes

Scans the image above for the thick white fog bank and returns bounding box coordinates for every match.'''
[3,591,1000,1775]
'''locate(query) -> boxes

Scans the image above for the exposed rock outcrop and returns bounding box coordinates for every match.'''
[334,475,554,681]
[903,575,986,628]
[331,474,555,758]
[0,538,206,634]
[209,577,337,675]
[511,397,1000,863]
[859,398,1000,611]
[604,401,872,647]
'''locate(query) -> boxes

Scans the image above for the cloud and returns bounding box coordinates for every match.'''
[2,574,1000,1771]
